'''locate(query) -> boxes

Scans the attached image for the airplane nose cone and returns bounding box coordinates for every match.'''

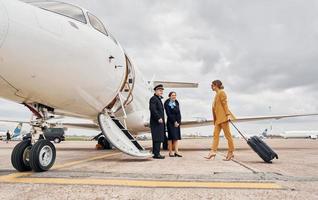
[0,0,9,48]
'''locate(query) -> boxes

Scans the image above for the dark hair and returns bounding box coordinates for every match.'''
[212,80,224,89]
[168,91,176,97]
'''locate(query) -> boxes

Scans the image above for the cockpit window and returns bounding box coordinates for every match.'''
[30,1,87,24]
[87,12,108,36]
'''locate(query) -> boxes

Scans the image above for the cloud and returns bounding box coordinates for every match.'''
[1,0,317,134]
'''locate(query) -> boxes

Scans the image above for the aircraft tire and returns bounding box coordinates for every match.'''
[53,137,61,143]
[98,136,112,150]
[30,139,56,172]
[11,140,32,172]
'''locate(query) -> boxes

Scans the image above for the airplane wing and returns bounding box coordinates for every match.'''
[0,119,30,124]
[177,113,318,128]
[0,119,100,130]
[1,113,317,131]
[148,81,199,88]
[58,122,99,130]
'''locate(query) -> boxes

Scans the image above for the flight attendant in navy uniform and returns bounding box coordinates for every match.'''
[164,91,182,157]
[149,84,166,159]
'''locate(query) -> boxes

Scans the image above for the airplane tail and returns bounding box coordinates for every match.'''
[11,123,22,138]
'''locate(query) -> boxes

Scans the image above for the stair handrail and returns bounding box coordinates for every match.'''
[118,92,128,129]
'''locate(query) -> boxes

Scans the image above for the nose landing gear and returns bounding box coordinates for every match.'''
[11,103,57,172]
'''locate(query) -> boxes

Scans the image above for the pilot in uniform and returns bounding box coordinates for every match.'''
[149,84,166,159]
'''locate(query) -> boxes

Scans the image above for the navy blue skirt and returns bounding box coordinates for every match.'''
[167,121,181,140]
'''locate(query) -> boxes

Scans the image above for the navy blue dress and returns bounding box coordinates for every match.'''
[164,99,181,140]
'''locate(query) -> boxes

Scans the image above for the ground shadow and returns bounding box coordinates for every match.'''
[101,157,153,163]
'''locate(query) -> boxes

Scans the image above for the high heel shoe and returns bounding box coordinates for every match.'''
[175,153,182,157]
[204,152,217,160]
[223,153,234,161]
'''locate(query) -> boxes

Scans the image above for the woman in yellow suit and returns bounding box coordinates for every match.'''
[205,80,236,161]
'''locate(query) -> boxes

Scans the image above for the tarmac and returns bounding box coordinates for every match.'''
[0,138,317,200]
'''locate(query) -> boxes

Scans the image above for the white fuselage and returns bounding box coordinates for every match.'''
[280,131,318,139]
[0,0,152,134]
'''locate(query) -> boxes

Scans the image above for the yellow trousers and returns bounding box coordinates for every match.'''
[211,121,234,152]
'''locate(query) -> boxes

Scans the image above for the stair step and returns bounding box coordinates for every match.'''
[132,140,144,150]
[108,115,145,151]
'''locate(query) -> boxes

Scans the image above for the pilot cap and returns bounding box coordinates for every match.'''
[154,84,164,91]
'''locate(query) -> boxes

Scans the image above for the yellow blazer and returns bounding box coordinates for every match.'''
[212,89,235,125]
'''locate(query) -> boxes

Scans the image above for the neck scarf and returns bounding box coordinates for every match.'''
[168,99,176,109]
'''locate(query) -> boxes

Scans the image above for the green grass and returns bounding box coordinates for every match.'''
[65,135,91,141]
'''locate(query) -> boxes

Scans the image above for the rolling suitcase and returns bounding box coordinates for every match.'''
[229,120,278,163]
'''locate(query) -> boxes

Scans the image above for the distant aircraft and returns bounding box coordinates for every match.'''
[0,123,23,141]
[259,128,269,139]
[12,123,23,139]
[280,131,318,139]
[259,127,318,139]
[0,0,317,172]
[264,130,318,139]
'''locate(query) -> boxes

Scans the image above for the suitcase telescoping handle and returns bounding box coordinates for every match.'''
[229,120,249,142]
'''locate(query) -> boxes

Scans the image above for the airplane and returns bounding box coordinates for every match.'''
[0,0,317,172]
[259,123,318,139]
[280,131,318,139]
[263,130,318,139]
[0,123,23,141]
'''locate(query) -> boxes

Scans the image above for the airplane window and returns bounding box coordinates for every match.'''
[30,1,87,24]
[87,12,108,36]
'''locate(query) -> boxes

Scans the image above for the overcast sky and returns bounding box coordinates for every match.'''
[1,0,318,135]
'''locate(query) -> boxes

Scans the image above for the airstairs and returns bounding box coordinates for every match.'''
[98,113,150,157]
[98,55,151,157]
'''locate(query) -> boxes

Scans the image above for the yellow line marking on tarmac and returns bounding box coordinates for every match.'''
[0,150,282,189]
[0,172,32,180]
[0,176,282,189]
[52,152,122,170]
[0,151,122,180]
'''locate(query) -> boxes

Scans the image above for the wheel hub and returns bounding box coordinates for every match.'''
[22,146,31,166]
[39,145,53,167]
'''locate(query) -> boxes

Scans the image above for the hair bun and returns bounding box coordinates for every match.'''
[212,80,224,89]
